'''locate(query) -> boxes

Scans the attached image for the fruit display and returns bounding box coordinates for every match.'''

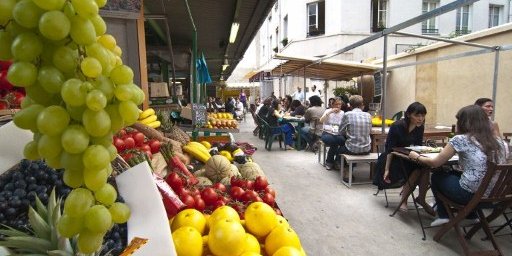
[371,116,394,126]
[205,112,239,130]
[137,107,161,128]
[1,0,136,253]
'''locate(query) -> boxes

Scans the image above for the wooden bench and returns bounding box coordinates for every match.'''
[340,153,379,188]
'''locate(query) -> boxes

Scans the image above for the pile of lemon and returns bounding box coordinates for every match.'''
[170,202,306,256]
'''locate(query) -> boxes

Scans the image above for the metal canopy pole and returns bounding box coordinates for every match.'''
[381,35,388,133]
[392,31,495,50]
[303,67,307,104]
[184,0,198,103]
[491,48,500,120]
[316,0,480,63]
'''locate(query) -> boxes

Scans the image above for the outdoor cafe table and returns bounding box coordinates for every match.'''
[280,116,305,150]
[370,126,452,152]
[389,147,459,240]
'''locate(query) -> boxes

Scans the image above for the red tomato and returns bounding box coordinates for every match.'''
[139,144,151,152]
[212,183,226,193]
[148,139,161,154]
[254,176,269,191]
[189,187,201,197]
[241,190,259,203]
[9,91,24,106]
[230,176,241,187]
[133,132,145,146]
[118,129,127,137]
[262,193,275,207]
[229,186,245,200]
[180,194,195,209]
[0,101,7,110]
[121,153,133,162]
[177,187,190,198]
[113,138,126,151]
[0,70,12,90]
[0,60,11,71]
[194,198,206,212]
[192,194,202,203]
[212,199,226,209]
[124,137,135,149]
[201,188,218,205]
[219,196,231,204]
[245,180,254,190]
[165,172,183,191]
[265,186,276,198]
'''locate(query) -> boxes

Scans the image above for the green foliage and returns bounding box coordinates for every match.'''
[333,86,359,97]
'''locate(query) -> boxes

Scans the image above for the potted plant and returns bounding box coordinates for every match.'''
[281,38,288,46]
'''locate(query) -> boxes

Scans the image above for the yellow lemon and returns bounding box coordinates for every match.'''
[245,202,278,237]
[208,218,246,256]
[209,206,240,227]
[172,226,203,256]
[243,233,261,253]
[273,246,303,256]
[171,209,206,234]
[265,226,302,256]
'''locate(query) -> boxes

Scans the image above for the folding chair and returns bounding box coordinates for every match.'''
[433,161,512,256]
[258,118,284,151]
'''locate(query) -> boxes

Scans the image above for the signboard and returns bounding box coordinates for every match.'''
[100,0,142,19]
[192,104,207,127]
[373,72,382,97]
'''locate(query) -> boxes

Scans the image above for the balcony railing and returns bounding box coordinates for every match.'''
[454,29,472,36]
[422,28,439,35]
[307,28,325,37]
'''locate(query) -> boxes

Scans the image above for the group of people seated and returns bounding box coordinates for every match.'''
[207,90,249,120]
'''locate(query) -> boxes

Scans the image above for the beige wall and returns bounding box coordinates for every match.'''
[380,25,512,134]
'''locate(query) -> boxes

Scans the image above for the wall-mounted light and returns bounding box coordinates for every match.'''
[229,22,240,43]
[222,59,229,71]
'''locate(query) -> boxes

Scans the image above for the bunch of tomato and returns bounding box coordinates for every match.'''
[0,60,24,110]
[113,128,161,161]
[166,173,280,218]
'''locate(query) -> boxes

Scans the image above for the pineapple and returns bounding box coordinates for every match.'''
[156,109,190,145]
[0,189,108,256]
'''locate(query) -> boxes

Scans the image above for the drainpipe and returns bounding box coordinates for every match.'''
[184,0,198,103]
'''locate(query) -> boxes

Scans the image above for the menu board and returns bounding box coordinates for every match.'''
[192,104,207,127]
[373,72,382,97]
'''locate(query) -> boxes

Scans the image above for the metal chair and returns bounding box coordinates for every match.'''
[433,162,512,255]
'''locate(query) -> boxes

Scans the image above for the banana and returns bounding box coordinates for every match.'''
[139,108,155,119]
[187,142,210,156]
[147,120,161,128]
[138,114,157,124]
[183,145,211,163]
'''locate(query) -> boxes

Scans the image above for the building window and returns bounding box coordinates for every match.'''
[455,5,472,35]
[422,0,439,34]
[307,1,325,37]
[488,5,501,28]
[371,0,388,32]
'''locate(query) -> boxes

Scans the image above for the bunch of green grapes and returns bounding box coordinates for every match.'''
[0,0,143,253]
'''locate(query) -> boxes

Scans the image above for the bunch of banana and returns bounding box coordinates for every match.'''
[183,141,211,163]
[138,108,161,128]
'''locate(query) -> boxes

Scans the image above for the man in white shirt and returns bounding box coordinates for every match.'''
[291,87,304,102]
[309,85,321,97]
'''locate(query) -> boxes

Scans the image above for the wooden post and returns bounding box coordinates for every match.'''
[137,3,149,110]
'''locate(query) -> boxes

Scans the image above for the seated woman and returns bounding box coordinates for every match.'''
[320,97,345,170]
[265,99,296,150]
[373,102,433,214]
[474,98,501,137]
[408,105,507,226]
[289,100,306,116]
[300,95,325,151]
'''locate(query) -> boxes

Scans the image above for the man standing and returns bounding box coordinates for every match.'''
[291,87,304,102]
[309,85,321,97]
[338,95,372,181]
[239,89,247,109]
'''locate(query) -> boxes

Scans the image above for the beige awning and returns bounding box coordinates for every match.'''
[271,54,381,81]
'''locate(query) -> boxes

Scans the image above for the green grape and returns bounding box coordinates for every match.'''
[11,32,43,62]
[86,89,107,111]
[118,101,140,125]
[83,167,108,191]
[37,134,62,159]
[57,214,84,238]
[130,85,145,105]
[32,0,66,10]
[94,75,114,101]
[114,83,133,101]
[20,96,35,109]
[5,21,32,37]
[61,124,90,154]
[12,0,45,28]
[110,65,134,85]
[53,46,78,73]
[67,104,86,121]
[90,132,113,148]
[84,205,112,233]
[82,145,110,171]
[95,0,107,8]
[85,43,112,76]
[109,202,131,224]
[81,57,102,78]
[39,10,71,41]
[7,61,38,87]
[60,151,85,171]
[97,34,116,50]
[37,105,70,136]
[38,65,65,94]
[90,15,106,36]
[39,43,57,66]
[72,0,99,19]
[0,31,13,60]
[0,0,16,25]
[13,104,44,131]
[105,164,113,176]
[82,109,111,137]
[94,183,117,206]
[63,168,84,188]
[77,229,104,254]
[113,45,122,57]
[63,1,76,18]
[106,144,117,161]
[114,55,123,66]
[45,154,62,169]
[105,104,124,133]
[23,140,40,160]
[82,81,94,91]
[70,15,96,45]
[64,188,94,217]
[61,78,87,106]
[107,50,117,68]
[26,83,57,106]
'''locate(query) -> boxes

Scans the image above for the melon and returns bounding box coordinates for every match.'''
[204,155,232,183]
[240,162,265,180]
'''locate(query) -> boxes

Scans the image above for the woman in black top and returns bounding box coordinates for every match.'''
[373,102,434,214]
[265,99,295,149]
